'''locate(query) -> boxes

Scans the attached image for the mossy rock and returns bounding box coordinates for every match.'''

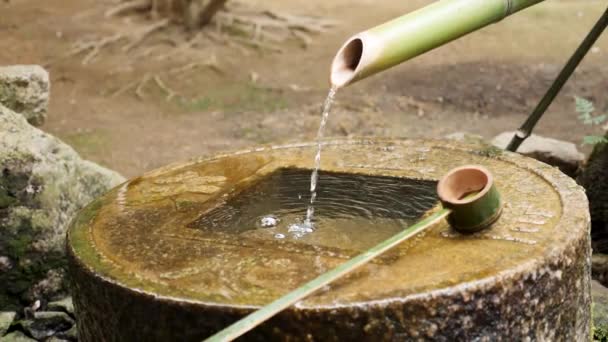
[0,103,125,309]
[578,136,608,253]
[0,65,49,127]
[0,311,16,336]
[594,280,608,341]
[1,331,36,342]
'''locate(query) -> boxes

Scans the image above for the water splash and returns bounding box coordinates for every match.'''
[304,85,338,229]
[288,223,314,239]
[260,215,279,228]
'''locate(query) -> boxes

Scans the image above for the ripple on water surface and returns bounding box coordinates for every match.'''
[188,168,439,252]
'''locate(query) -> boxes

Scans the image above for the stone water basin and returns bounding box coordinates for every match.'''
[67,138,591,341]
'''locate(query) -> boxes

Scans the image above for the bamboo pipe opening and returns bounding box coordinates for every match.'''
[330,37,364,87]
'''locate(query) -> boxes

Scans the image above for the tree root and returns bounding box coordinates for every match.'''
[153,75,178,101]
[63,1,338,100]
[110,56,222,99]
[167,57,224,75]
[68,33,125,65]
[102,0,338,55]
[110,78,144,99]
[122,18,170,52]
[204,30,251,56]
[155,32,203,61]
[291,29,312,49]
[67,18,170,65]
[213,5,338,50]
[261,9,338,34]
[105,0,151,18]
[135,73,152,100]
[60,1,337,69]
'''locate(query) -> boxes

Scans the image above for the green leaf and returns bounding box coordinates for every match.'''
[578,113,592,125]
[575,96,595,115]
[592,114,608,126]
[582,135,608,146]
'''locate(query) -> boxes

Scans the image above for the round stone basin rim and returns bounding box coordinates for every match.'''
[67,138,586,311]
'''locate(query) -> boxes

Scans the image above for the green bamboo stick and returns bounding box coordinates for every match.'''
[204,208,451,342]
[331,0,546,87]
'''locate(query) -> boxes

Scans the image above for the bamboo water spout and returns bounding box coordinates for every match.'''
[330,0,545,87]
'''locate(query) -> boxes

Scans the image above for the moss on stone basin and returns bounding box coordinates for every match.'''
[67,138,591,341]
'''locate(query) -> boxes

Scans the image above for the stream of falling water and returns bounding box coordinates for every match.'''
[267,85,338,239]
[304,86,338,225]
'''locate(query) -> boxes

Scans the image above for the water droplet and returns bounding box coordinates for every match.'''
[288,222,314,238]
[260,215,279,228]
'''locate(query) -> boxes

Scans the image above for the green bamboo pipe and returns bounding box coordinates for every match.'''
[330,0,545,87]
[204,165,501,341]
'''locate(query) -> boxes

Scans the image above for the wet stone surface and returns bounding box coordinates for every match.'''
[67,139,591,341]
[19,312,74,340]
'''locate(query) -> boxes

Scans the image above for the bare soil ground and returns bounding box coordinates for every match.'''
[1,0,607,177]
